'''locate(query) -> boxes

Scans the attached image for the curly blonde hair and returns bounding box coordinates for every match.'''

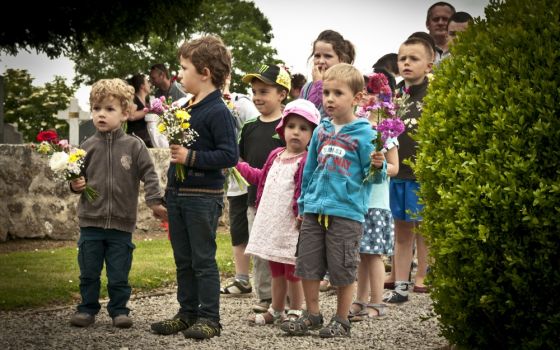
[89,78,134,113]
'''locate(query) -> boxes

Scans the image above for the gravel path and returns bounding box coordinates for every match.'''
[0,288,447,349]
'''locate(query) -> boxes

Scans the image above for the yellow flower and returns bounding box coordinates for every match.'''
[181,122,190,129]
[158,123,166,133]
[68,153,79,163]
[176,110,190,121]
[68,149,85,163]
[37,142,52,154]
[74,149,86,157]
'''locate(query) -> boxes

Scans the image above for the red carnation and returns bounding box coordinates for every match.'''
[367,73,389,95]
[36,130,59,142]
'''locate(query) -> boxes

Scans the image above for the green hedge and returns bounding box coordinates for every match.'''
[414,0,560,348]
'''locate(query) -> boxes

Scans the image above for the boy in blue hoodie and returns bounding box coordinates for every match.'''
[283,63,379,338]
[150,35,238,339]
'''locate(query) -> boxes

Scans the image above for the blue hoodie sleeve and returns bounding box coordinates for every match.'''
[297,127,320,215]
[359,127,376,180]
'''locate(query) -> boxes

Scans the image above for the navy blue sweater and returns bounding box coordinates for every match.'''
[166,89,238,195]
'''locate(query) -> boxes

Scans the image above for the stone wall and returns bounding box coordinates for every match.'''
[0,145,228,242]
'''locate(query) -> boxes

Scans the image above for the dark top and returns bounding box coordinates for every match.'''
[127,95,153,148]
[396,77,429,180]
[166,89,238,196]
[238,117,285,206]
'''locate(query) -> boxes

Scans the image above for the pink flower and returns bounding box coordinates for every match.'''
[367,73,389,95]
[149,98,165,114]
[57,139,70,150]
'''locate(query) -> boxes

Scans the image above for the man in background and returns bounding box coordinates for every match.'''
[426,2,456,64]
[149,63,188,102]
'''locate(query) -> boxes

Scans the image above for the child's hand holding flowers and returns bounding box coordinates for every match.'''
[363,73,406,183]
[33,130,99,202]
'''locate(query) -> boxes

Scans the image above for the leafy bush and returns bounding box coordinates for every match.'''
[4,69,74,142]
[414,0,560,348]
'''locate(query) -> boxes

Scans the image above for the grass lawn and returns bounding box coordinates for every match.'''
[0,232,234,311]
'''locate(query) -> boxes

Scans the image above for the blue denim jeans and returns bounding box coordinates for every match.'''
[77,227,135,317]
[167,194,223,323]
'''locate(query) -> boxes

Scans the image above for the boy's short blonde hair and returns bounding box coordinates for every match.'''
[89,79,134,113]
[323,63,364,95]
[178,35,232,90]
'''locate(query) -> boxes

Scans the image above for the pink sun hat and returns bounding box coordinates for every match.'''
[276,99,321,141]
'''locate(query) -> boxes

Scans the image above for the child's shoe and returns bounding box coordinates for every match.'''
[70,312,95,327]
[151,316,194,335]
[183,318,221,339]
[281,310,323,336]
[220,278,252,296]
[382,281,410,303]
[318,315,351,338]
[112,314,133,328]
[247,307,285,325]
[319,278,332,292]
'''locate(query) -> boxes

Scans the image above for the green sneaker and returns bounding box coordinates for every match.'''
[151,317,194,335]
[183,318,221,339]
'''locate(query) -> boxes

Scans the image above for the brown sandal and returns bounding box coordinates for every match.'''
[348,301,367,322]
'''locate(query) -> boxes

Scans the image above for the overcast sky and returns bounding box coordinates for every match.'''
[0,0,489,107]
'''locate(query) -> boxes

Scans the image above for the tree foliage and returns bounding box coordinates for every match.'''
[414,0,560,348]
[69,0,278,92]
[3,69,74,142]
[0,0,202,58]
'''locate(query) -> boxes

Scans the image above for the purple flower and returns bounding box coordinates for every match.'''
[377,118,405,145]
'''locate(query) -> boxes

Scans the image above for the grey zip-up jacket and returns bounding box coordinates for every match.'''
[75,128,164,233]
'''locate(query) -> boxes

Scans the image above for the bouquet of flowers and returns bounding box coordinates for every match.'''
[362,73,408,183]
[34,130,99,202]
[148,96,198,181]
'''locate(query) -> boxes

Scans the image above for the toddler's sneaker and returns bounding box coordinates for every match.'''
[183,318,221,339]
[112,314,133,328]
[151,316,194,335]
[70,312,95,327]
[383,281,410,303]
[220,278,252,296]
[251,298,272,313]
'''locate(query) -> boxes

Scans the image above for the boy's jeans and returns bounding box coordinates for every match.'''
[77,227,135,317]
[167,194,223,323]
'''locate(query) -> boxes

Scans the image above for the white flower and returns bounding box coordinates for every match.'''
[49,151,70,172]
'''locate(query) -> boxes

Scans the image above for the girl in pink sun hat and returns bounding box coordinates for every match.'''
[236,98,320,326]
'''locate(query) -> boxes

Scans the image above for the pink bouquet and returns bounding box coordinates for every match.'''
[362,73,408,183]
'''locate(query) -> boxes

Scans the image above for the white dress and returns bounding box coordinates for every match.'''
[245,152,304,265]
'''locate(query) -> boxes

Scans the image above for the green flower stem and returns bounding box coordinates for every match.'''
[176,164,186,182]
[83,186,99,202]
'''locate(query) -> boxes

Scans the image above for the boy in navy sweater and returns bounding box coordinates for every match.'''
[150,35,238,339]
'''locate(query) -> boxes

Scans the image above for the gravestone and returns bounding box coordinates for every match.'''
[56,98,90,145]
[79,119,95,144]
[3,124,23,144]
